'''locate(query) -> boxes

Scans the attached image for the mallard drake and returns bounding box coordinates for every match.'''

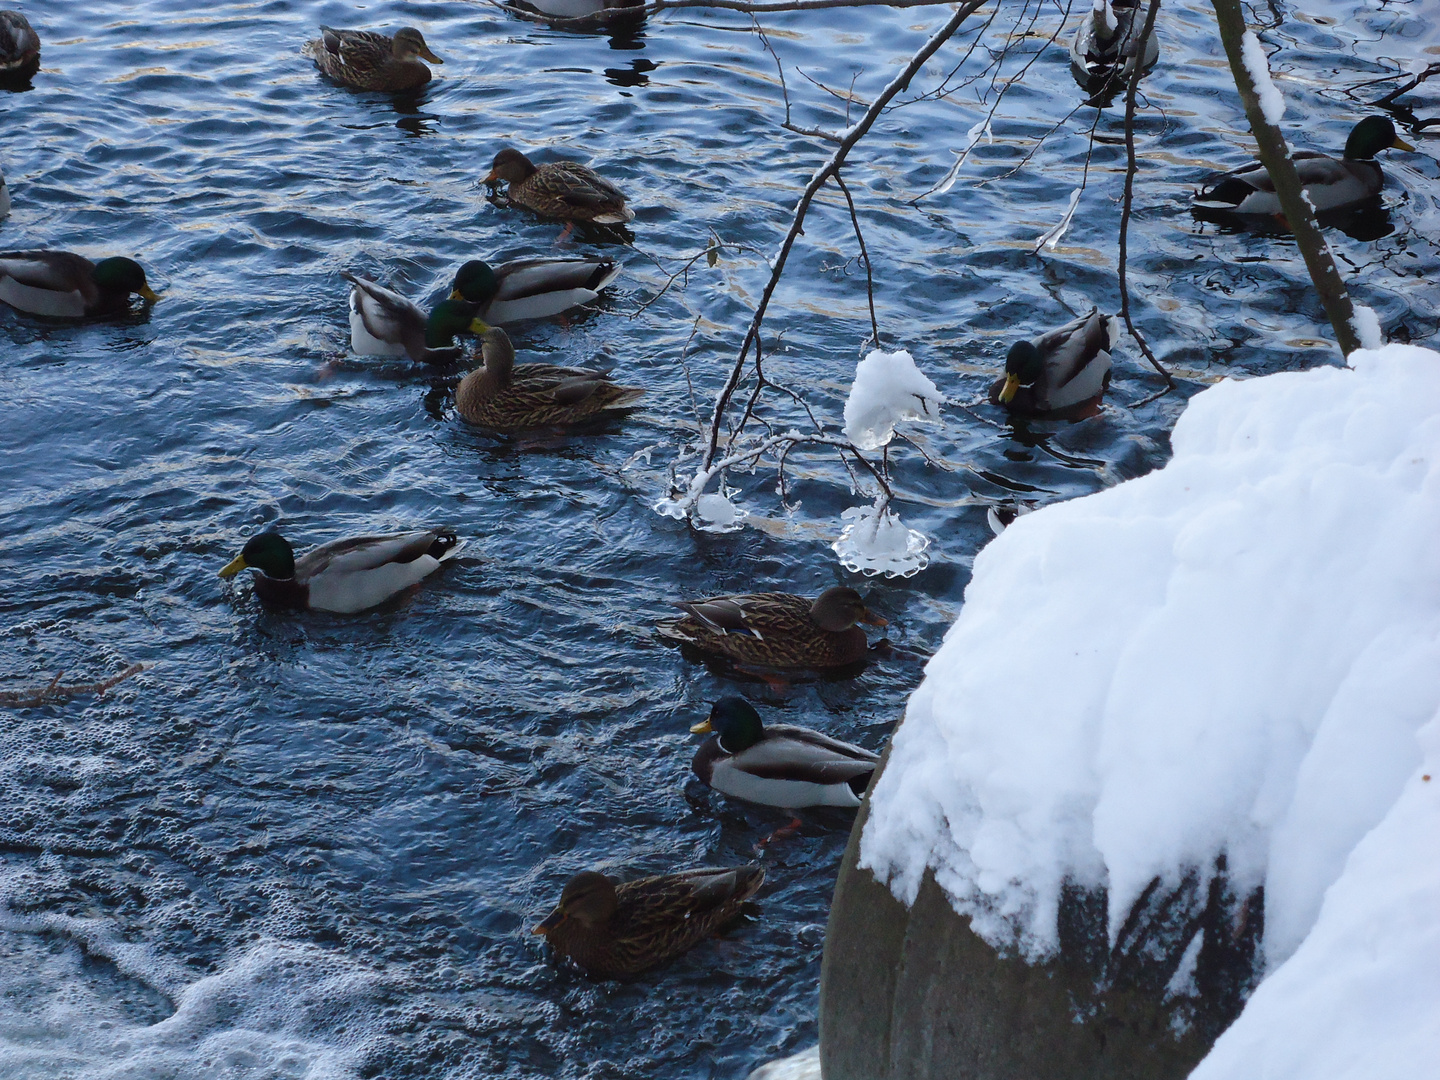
[455,327,643,431]
[657,586,886,671]
[533,864,764,979]
[448,257,622,324]
[302,26,441,93]
[342,272,486,364]
[690,697,879,809]
[0,251,159,318]
[218,527,462,613]
[990,308,1117,420]
[1070,0,1158,88]
[0,10,40,82]
[483,148,634,225]
[1195,116,1414,215]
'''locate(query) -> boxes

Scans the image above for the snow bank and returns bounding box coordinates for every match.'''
[1191,719,1440,1080]
[843,349,943,451]
[860,344,1440,1070]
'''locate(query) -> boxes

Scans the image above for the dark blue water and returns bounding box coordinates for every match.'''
[1,0,1437,1076]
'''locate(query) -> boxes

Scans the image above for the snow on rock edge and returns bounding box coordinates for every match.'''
[859,344,1440,1072]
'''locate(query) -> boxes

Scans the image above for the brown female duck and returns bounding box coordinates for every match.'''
[303,26,442,92]
[483,147,634,224]
[455,327,643,431]
[657,586,886,671]
[0,10,40,83]
[533,864,764,979]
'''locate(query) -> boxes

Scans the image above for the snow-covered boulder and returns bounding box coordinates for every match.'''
[860,344,1440,1078]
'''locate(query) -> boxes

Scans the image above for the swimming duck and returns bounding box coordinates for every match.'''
[1070,0,1157,89]
[483,148,634,225]
[455,327,644,431]
[0,10,40,83]
[533,864,764,979]
[657,586,886,671]
[990,308,1117,420]
[302,26,441,93]
[448,257,622,324]
[342,272,487,364]
[1195,116,1414,215]
[511,0,646,29]
[218,527,463,613]
[690,697,879,809]
[0,251,159,318]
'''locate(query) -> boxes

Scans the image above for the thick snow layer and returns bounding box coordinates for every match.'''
[842,349,943,451]
[1190,717,1440,1080]
[860,343,1440,1015]
[746,1046,821,1080]
[1241,31,1285,125]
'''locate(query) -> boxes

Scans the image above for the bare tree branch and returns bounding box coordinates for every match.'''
[833,171,880,348]
[1118,0,1174,388]
[702,0,988,471]
[1210,0,1361,354]
[0,663,144,709]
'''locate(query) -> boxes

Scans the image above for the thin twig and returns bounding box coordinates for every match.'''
[1117,0,1173,388]
[833,171,880,347]
[629,239,760,318]
[0,663,144,709]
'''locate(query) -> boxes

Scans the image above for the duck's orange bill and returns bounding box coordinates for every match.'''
[690,718,713,734]
[861,610,888,628]
[533,908,566,934]
[218,554,248,580]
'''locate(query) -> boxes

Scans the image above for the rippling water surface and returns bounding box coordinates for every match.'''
[2,0,1437,1076]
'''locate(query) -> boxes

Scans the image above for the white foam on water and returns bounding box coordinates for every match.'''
[0,902,387,1080]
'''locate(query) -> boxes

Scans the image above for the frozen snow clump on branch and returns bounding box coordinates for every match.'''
[860,344,1440,1075]
[833,501,930,578]
[843,348,943,451]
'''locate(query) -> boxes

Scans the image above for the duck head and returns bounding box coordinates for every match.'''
[810,586,886,632]
[484,148,537,188]
[1345,116,1414,160]
[533,871,617,935]
[997,339,1043,404]
[93,257,160,303]
[424,299,488,349]
[219,531,295,581]
[392,27,442,64]
[449,260,500,305]
[691,696,765,753]
[479,327,516,382]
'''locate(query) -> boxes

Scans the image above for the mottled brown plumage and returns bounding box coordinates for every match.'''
[657,586,887,671]
[0,10,40,82]
[302,26,441,92]
[483,147,634,224]
[455,328,643,431]
[533,865,764,979]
